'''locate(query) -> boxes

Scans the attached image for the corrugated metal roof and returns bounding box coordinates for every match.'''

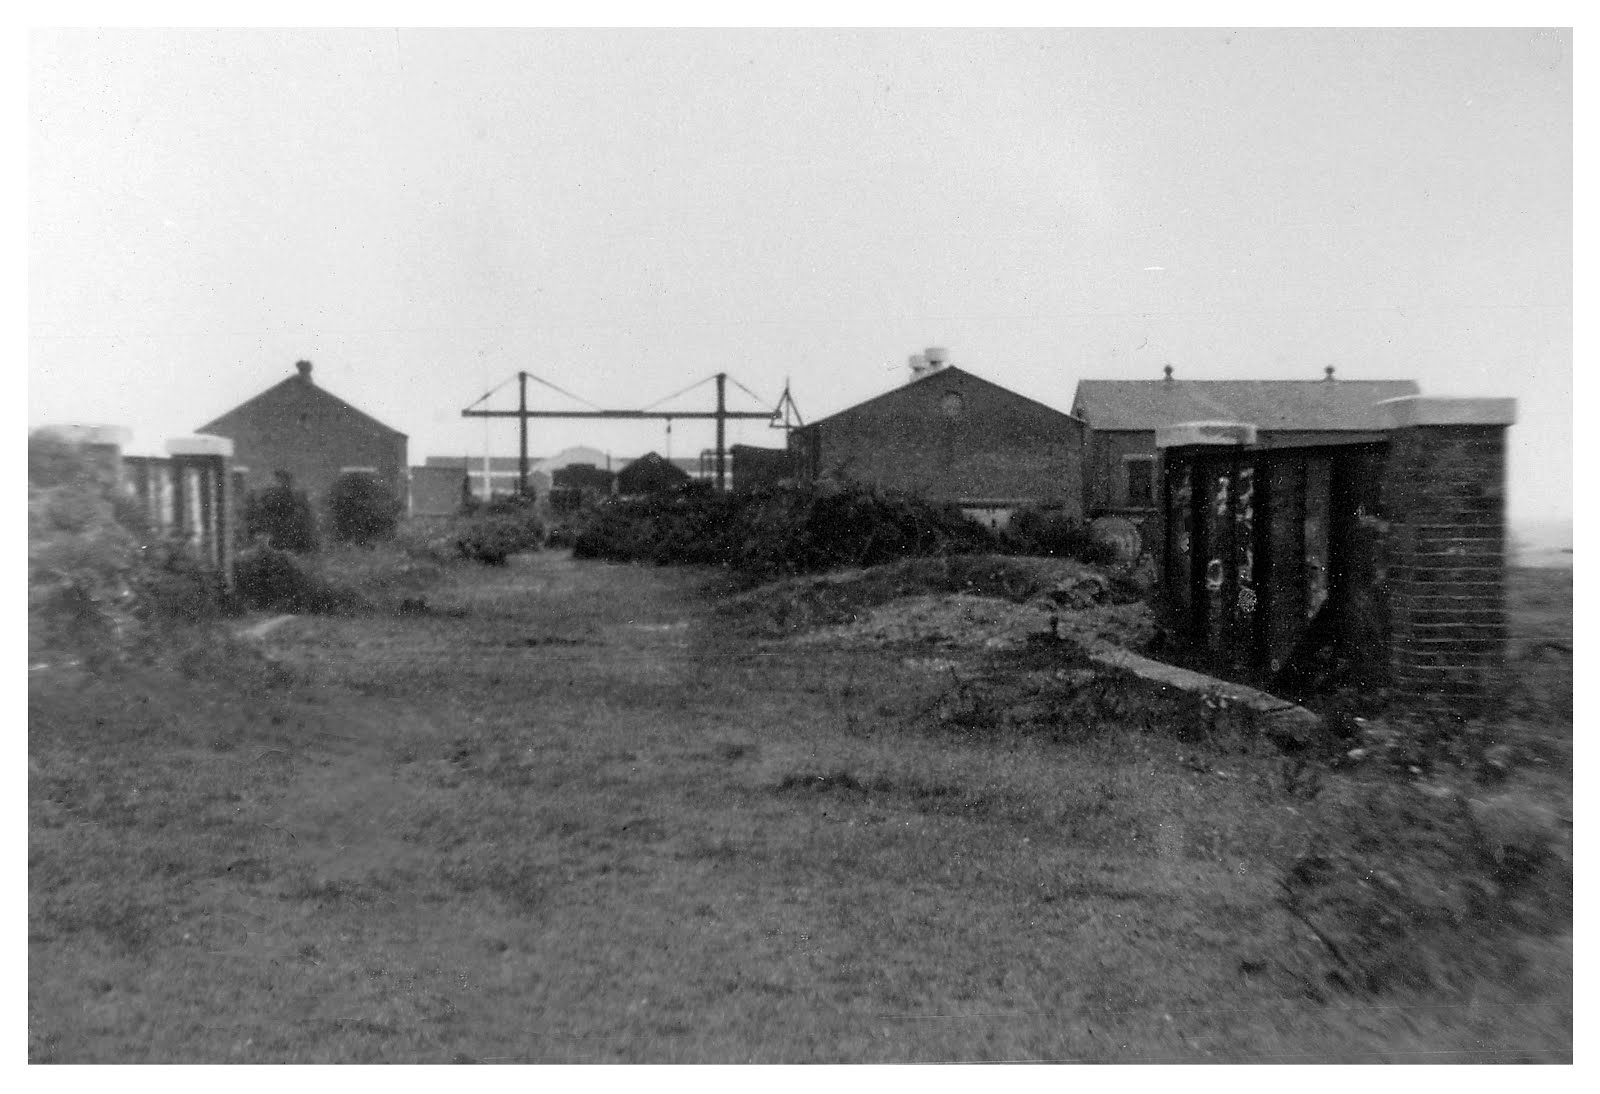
[1070,379,1420,432]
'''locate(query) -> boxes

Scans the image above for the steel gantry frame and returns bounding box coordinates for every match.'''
[461,372,789,494]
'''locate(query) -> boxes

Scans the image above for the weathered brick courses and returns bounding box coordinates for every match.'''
[1382,411,1511,710]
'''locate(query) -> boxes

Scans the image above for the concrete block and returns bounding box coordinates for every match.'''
[165,434,235,458]
[1377,396,1518,428]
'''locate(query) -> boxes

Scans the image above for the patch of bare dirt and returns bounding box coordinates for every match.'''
[796,591,1155,652]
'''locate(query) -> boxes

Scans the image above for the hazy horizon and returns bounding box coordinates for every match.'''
[29,28,1572,524]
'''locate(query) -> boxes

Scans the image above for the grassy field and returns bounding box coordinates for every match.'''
[28,553,1572,1063]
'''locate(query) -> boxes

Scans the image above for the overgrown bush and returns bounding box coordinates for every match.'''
[327,472,402,546]
[572,480,994,578]
[243,472,319,553]
[130,541,232,628]
[1002,506,1124,567]
[29,460,142,668]
[29,431,238,672]
[456,504,545,565]
[232,547,366,615]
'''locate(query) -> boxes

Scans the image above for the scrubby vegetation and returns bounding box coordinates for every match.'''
[243,473,320,554]
[572,480,995,577]
[28,432,246,675]
[233,548,367,615]
[565,482,1144,581]
[327,471,403,546]
[1000,504,1125,567]
[455,495,546,565]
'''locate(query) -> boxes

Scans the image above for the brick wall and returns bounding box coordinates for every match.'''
[1379,398,1516,710]
[1083,430,1158,517]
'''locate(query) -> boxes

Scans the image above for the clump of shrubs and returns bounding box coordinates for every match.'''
[30,445,146,667]
[243,472,319,554]
[1001,505,1125,567]
[566,484,1150,581]
[572,480,992,579]
[456,495,545,565]
[29,431,238,672]
[232,547,367,615]
[327,471,402,546]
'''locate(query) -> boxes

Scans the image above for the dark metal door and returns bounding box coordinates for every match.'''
[1163,442,1388,685]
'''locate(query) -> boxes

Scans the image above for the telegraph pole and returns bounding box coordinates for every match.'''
[518,371,529,497]
[715,372,727,492]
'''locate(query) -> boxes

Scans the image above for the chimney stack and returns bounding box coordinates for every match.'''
[908,354,929,381]
[1163,364,1174,382]
[296,360,314,383]
[1324,365,1336,382]
[924,347,948,371]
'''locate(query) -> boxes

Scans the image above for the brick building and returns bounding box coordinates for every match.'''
[1072,368,1419,521]
[198,360,407,509]
[788,354,1086,527]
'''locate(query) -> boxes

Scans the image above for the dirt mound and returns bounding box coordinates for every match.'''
[795,592,1155,652]
[719,553,1142,638]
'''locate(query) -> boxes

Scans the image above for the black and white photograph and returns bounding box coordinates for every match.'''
[27,24,1574,1065]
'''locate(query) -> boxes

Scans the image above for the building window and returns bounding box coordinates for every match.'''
[1124,456,1155,508]
[940,392,964,419]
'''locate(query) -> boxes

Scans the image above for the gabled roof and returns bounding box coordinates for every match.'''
[1070,379,1420,432]
[199,373,406,439]
[805,365,1081,429]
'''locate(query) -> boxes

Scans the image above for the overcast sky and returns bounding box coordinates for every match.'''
[29,28,1572,523]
